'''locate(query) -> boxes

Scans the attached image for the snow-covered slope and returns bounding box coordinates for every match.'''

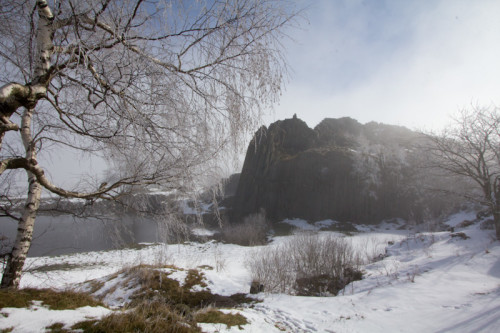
[1,211,499,332]
[248,218,500,332]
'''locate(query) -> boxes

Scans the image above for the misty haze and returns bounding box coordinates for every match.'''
[1,1,500,332]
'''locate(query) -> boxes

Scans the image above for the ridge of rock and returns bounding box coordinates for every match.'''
[231,116,430,223]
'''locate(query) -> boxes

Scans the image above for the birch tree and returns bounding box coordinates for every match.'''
[0,0,298,288]
[425,106,500,239]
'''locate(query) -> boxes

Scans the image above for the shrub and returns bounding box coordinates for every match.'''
[457,219,474,228]
[247,244,295,294]
[222,210,269,246]
[480,219,495,230]
[247,233,362,296]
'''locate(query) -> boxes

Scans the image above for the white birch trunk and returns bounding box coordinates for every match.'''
[0,131,4,152]
[0,1,52,288]
[33,0,54,82]
[1,108,42,288]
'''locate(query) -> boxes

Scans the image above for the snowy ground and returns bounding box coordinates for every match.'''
[1,211,500,332]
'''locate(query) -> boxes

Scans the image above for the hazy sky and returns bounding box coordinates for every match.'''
[41,0,500,186]
[266,0,500,131]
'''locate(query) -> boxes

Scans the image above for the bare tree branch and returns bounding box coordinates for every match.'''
[422,105,500,239]
[0,0,301,288]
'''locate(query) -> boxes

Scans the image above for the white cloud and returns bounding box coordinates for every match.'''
[271,0,500,131]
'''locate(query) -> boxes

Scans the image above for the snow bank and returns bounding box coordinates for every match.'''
[3,213,499,332]
[0,303,110,333]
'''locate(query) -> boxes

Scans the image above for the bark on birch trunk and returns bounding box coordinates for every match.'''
[1,108,42,289]
[0,174,41,288]
[0,131,4,152]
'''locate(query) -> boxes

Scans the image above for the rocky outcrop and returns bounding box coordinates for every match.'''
[231,116,431,223]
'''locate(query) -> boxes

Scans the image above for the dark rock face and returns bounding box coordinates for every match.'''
[221,173,241,197]
[231,116,426,223]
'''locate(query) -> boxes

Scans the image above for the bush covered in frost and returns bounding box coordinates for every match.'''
[247,233,362,296]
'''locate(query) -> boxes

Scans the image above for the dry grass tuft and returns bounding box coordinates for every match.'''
[125,265,214,309]
[195,308,248,328]
[0,288,103,310]
[73,300,200,333]
[45,322,69,333]
[3,264,252,332]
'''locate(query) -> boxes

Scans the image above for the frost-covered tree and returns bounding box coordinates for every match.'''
[425,106,500,239]
[351,129,463,225]
[0,0,298,288]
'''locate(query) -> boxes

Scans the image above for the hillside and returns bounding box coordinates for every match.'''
[231,116,459,224]
[1,211,499,332]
